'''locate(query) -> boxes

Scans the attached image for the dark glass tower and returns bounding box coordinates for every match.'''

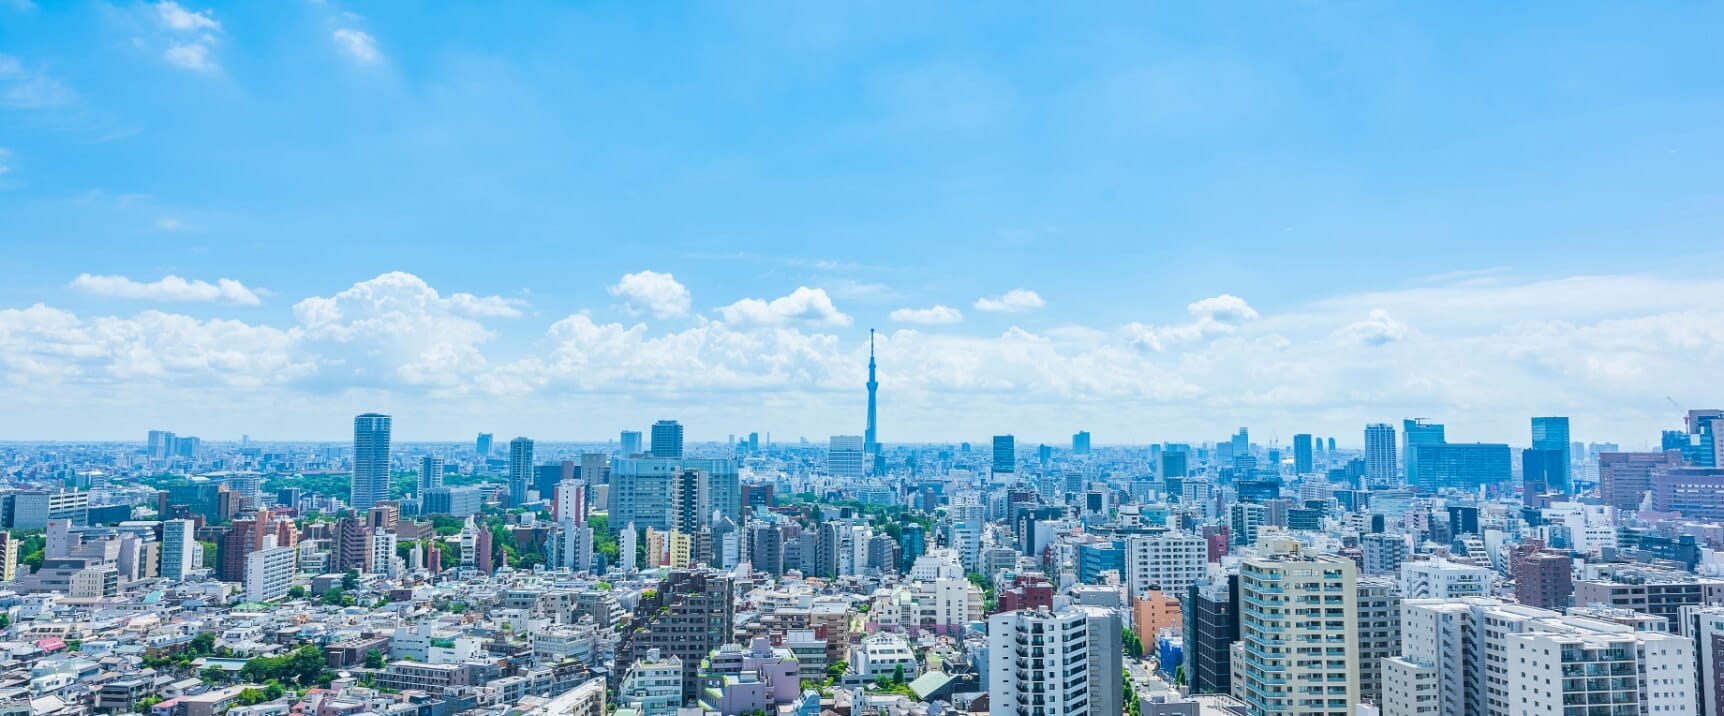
[351,413,392,510]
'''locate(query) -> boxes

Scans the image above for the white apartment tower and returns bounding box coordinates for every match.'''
[1231,544,1359,716]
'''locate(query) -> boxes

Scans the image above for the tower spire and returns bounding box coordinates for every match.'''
[865,329,879,471]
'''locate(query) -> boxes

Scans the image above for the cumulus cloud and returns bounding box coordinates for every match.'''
[719,287,852,327]
[156,0,219,31]
[70,274,262,305]
[974,288,1045,313]
[609,270,691,319]
[332,28,381,63]
[154,2,221,72]
[890,305,963,325]
[1126,293,1260,351]
[4,270,1724,442]
[1336,309,1408,346]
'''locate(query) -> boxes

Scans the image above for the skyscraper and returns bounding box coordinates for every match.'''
[1521,448,1563,502]
[864,328,879,459]
[509,437,534,506]
[620,430,642,456]
[1400,418,1444,488]
[988,607,1121,716]
[475,432,493,457]
[1073,430,1091,455]
[1364,423,1396,486]
[1530,416,1572,492]
[351,413,392,511]
[1292,433,1313,474]
[991,435,1015,474]
[650,420,683,458]
[418,456,444,495]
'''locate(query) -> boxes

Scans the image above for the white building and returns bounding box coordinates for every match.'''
[987,607,1120,716]
[369,531,399,577]
[1124,531,1207,600]
[909,548,965,580]
[1384,598,1694,716]
[1400,558,1493,599]
[616,649,682,716]
[849,632,918,681]
[244,544,295,602]
[828,435,865,479]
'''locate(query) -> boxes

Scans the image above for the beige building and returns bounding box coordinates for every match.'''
[1230,540,1358,716]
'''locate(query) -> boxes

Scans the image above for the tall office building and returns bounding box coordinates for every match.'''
[609,457,742,531]
[1184,575,1239,695]
[1530,416,1572,493]
[351,413,392,511]
[1521,448,1564,502]
[992,435,1015,474]
[828,435,865,478]
[1073,430,1091,455]
[1231,543,1358,716]
[1599,451,1682,510]
[418,456,445,495]
[620,430,643,456]
[509,437,535,506]
[1365,423,1397,486]
[1400,419,1445,489]
[988,607,1121,716]
[476,433,493,457]
[650,421,684,458]
[1292,433,1314,474]
[1407,442,1512,492]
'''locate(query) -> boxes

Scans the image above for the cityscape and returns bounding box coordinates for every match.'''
[4,4,1724,716]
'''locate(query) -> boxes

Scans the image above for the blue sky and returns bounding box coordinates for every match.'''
[2,1,1721,445]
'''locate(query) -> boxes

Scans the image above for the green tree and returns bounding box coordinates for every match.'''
[341,569,359,590]
[190,632,215,656]
[0,612,10,629]
[321,588,346,606]
[364,649,386,669]
[1122,627,1144,660]
[286,585,307,600]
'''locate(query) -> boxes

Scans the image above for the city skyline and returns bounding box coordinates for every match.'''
[3,2,1722,442]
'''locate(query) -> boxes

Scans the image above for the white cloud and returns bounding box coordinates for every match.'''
[4,270,1724,443]
[719,287,852,327]
[1335,309,1408,346]
[608,270,691,319]
[332,28,381,63]
[1125,293,1259,351]
[974,288,1045,313]
[0,55,77,109]
[153,3,221,72]
[70,274,262,305]
[156,1,219,32]
[889,305,963,325]
[163,42,217,72]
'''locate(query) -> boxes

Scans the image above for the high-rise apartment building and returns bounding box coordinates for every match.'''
[1361,533,1410,577]
[1384,598,1693,716]
[613,570,734,703]
[1355,577,1402,707]
[418,456,444,495]
[1125,531,1208,601]
[650,421,683,459]
[1231,543,1358,716]
[1513,551,1573,610]
[988,607,1121,716]
[1365,423,1397,486]
[350,413,392,510]
[992,435,1015,474]
[509,437,534,506]
[1401,559,1493,599]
